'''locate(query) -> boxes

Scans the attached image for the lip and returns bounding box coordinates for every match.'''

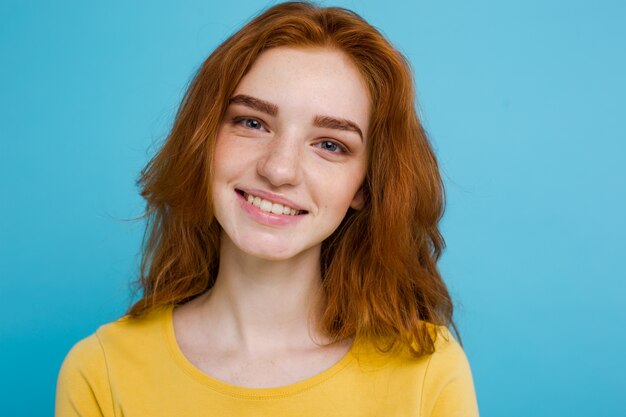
[236,187,307,212]
[236,191,306,227]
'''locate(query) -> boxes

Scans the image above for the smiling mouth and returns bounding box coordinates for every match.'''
[236,190,308,216]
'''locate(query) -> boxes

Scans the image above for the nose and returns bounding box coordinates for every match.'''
[256,133,303,187]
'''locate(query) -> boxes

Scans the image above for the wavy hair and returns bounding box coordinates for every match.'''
[127,1,459,357]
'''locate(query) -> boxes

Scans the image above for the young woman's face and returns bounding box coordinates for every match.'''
[212,46,370,261]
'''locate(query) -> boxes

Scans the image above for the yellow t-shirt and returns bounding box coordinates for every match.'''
[55,305,479,416]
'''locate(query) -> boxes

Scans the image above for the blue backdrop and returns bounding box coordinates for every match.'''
[1,1,625,415]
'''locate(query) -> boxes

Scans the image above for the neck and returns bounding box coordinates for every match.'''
[194,235,329,353]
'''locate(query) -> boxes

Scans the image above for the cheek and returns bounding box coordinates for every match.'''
[212,135,249,182]
[310,161,366,202]
[212,133,228,177]
[320,174,364,213]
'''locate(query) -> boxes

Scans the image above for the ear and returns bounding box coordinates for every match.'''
[350,187,365,210]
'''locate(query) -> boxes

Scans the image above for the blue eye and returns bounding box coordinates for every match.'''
[232,117,265,130]
[318,140,346,153]
[243,118,263,129]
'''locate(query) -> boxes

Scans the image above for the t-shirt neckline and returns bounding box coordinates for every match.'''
[163,304,357,399]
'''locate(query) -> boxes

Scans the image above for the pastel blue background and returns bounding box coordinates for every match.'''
[1,0,624,415]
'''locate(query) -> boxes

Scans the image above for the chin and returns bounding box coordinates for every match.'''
[230,235,321,262]
[240,243,303,261]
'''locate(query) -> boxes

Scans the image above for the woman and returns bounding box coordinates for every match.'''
[56,2,479,416]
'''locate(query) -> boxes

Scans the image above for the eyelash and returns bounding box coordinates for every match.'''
[230,116,348,154]
[231,116,266,131]
[316,140,347,154]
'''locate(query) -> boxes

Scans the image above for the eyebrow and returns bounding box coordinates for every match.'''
[229,94,278,117]
[313,115,363,142]
[228,94,363,142]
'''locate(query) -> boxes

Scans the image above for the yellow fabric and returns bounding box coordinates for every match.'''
[56,305,479,416]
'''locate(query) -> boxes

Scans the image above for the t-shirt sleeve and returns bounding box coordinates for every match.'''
[420,329,480,417]
[55,333,115,417]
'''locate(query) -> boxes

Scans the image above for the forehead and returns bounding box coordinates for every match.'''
[232,47,371,138]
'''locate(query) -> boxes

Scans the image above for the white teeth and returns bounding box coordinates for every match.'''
[260,199,273,212]
[271,203,284,215]
[242,192,302,216]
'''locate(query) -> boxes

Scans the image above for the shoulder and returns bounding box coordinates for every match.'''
[58,332,107,382]
[55,306,172,416]
[428,325,472,378]
[94,305,170,345]
[354,324,470,370]
[56,332,112,416]
[88,305,172,371]
[420,325,480,417]
[350,325,479,416]
[63,306,169,360]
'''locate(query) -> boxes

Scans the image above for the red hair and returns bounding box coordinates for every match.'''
[127,1,459,357]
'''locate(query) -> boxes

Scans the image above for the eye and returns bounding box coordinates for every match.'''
[232,117,266,131]
[316,140,347,153]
